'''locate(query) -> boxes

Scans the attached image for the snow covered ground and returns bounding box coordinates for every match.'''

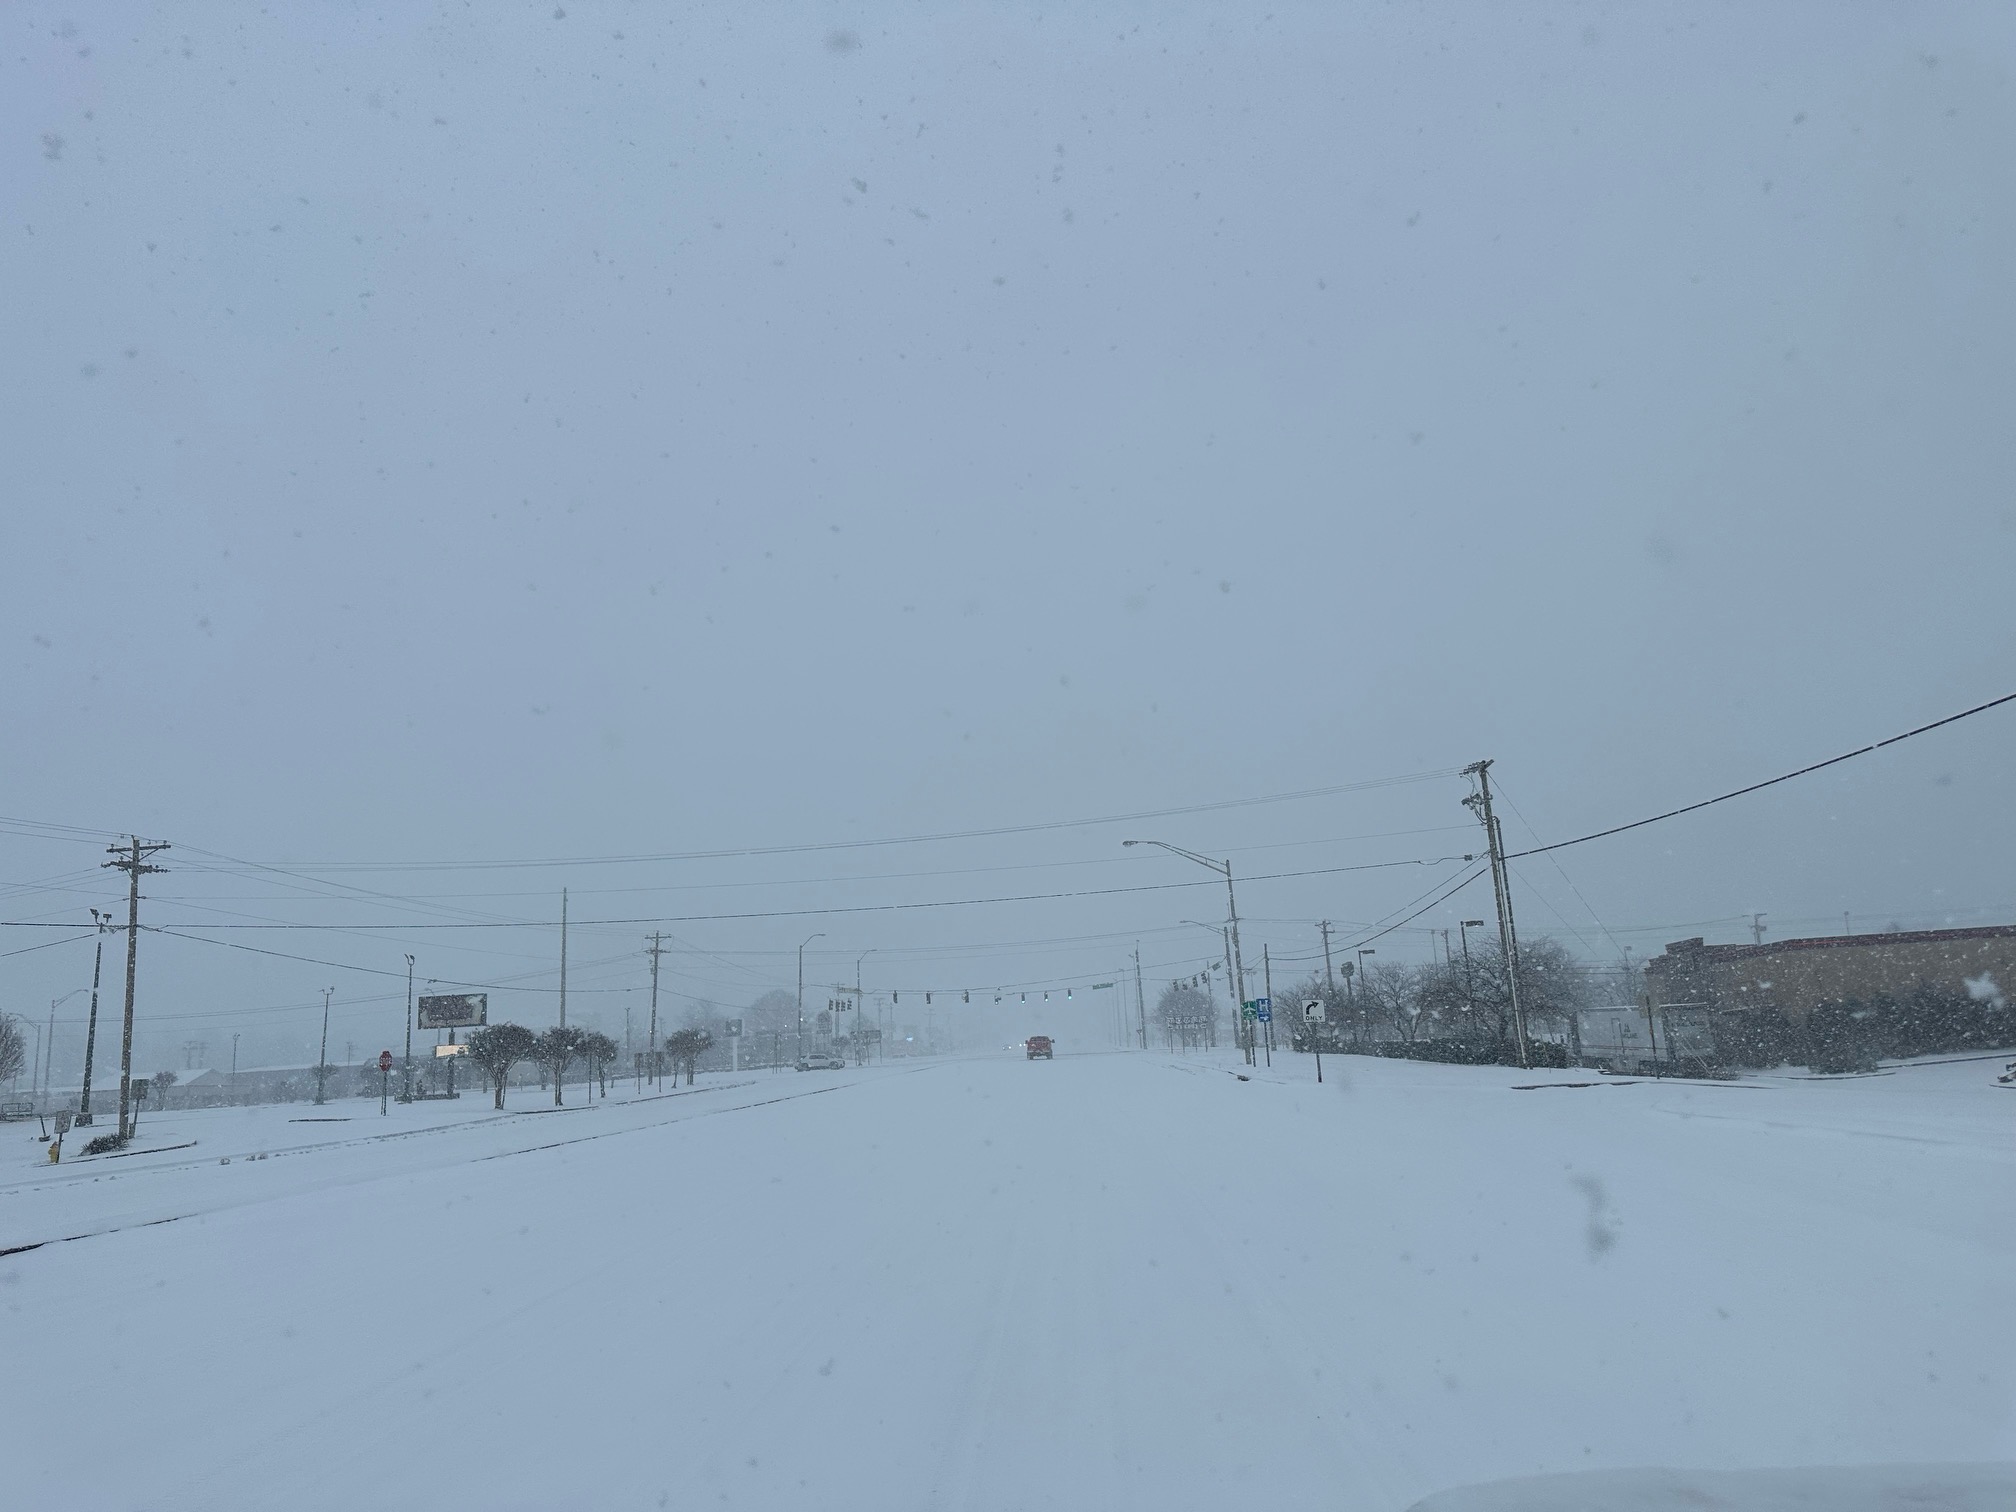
[3,1049,2009,1511]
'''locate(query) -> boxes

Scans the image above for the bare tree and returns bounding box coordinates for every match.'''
[535,1025,592,1106]
[467,1023,538,1109]
[1459,937,1595,1057]
[0,1016,27,1087]
[1357,962,1429,1044]
[1155,982,1213,1050]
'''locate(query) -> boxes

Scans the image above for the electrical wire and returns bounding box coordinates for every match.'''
[204,767,1465,872]
[1505,690,2016,859]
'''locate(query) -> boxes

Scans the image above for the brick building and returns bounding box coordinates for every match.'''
[1644,924,2016,1067]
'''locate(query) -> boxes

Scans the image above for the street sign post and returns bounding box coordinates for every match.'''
[1302,1000,1325,1083]
[1254,997,1272,1022]
[378,1049,393,1114]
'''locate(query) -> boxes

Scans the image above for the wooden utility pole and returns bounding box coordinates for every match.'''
[1133,946,1147,1050]
[1319,921,1335,993]
[646,931,666,1085]
[103,837,168,1142]
[558,887,569,1027]
[1462,761,1529,1068]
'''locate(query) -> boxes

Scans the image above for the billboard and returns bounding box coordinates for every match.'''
[417,993,487,1030]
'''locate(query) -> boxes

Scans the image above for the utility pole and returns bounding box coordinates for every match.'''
[103,837,168,1143]
[230,1033,240,1105]
[77,909,110,1125]
[1749,912,1767,946]
[402,954,415,1102]
[1356,949,1376,1046]
[1133,946,1147,1050]
[646,932,666,1087]
[558,887,569,1027]
[1462,760,1529,1068]
[315,986,335,1104]
[1319,921,1335,993]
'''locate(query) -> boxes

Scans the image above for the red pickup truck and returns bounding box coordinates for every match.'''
[1026,1035,1054,1060]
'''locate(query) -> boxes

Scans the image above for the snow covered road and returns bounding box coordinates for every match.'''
[3,1051,2009,1510]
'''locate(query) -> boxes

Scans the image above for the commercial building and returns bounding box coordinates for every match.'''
[1644,924,2015,1067]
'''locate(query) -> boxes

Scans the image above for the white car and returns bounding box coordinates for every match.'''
[795,1052,846,1071]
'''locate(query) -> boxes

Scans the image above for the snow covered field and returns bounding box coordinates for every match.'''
[3,1050,2009,1511]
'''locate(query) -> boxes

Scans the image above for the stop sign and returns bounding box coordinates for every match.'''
[378,1050,394,1072]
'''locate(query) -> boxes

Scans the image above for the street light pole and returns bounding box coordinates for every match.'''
[796,933,825,1064]
[315,986,335,1105]
[856,949,878,1065]
[1127,840,1249,1057]
[1182,919,1239,1058]
[231,1033,240,1105]
[402,954,415,1102]
[77,909,111,1125]
[43,990,86,1107]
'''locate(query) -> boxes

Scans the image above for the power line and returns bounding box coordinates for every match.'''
[193,767,1464,872]
[43,852,1475,932]
[1507,690,2016,859]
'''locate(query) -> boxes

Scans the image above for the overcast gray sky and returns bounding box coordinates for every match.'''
[5,3,2013,1071]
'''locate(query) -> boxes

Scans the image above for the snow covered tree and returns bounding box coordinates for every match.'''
[536,1025,592,1105]
[742,988,798,1037]
[663,1027,712,1085]
[581,1030,620,1097]
[467,1023,538,1110]
[150,1069,179,1106]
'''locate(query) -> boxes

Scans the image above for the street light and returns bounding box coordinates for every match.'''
[45,989,87,1105]
[796,933,825,1063]
[402,953,416,1103]
[314,986,335,1105]
[77,907,114,1125]
[856,949,878,1063]
[1124,841,1248,1040]
[1181,919,1236,1052]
